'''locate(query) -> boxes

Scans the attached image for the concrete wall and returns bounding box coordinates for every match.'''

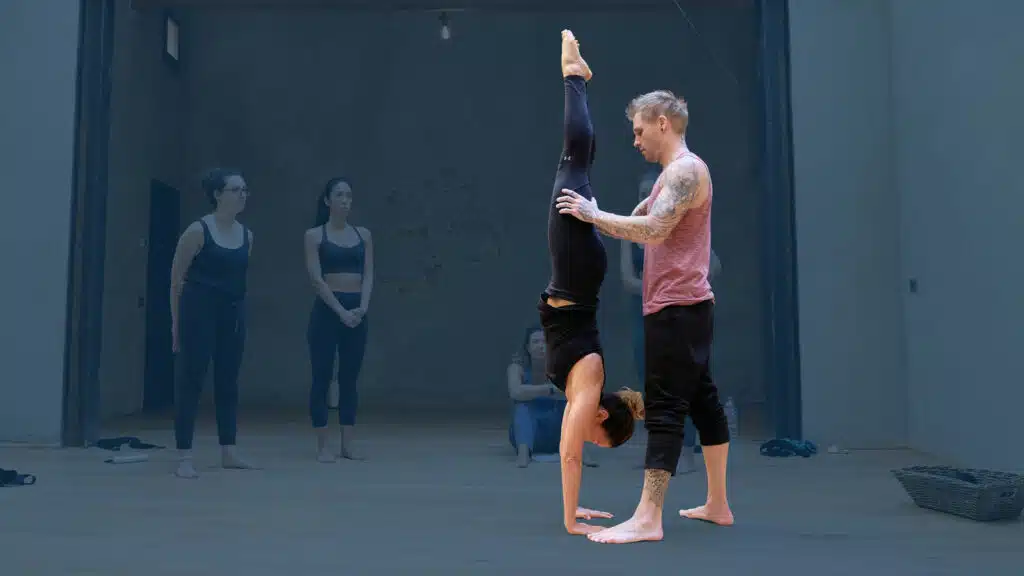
[891,0,1023,471]
[789,0,906,449]
[0,0,81,443]
[152,6,768,414]
[790,0,1022,470]
[99,1,188,418]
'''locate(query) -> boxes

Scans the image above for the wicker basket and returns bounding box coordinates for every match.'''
[892,465,1024,522]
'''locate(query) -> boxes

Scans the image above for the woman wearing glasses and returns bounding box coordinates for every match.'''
[169,168,256,478]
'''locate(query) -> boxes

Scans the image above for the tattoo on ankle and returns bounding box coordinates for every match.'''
[643,469,671,508]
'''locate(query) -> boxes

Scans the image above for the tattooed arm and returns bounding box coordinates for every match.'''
[596,159,704,243]
[557,158,705,244]
[631,195,653,216]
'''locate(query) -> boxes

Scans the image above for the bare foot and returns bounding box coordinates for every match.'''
[340,449,365,461]
[315,428,335,462]
[679,503,734,526]
[175,459,199,479]
[340,426,366,461]
[560,30,593,81]
[221,447,258,470]
[340,442,365,461]
[587,516,664,544]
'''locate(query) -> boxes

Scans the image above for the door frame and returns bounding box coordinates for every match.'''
[142,180,182,414]
[65,0,802,445]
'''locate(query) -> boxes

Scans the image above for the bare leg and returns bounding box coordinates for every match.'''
[679,442,734,526]
[587,469,667,544]
[560,30,592,81]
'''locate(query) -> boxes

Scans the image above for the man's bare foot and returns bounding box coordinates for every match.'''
[560,30,592,81]
[174,459,199,479]
[317,448,336,463]
[587,516,663,544]
[679,503,735,526]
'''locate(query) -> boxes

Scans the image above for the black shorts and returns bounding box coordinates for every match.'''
[537,293,603,391]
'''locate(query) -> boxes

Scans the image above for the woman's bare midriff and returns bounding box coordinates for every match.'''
[547,296,575,308]
[324,272,363,294]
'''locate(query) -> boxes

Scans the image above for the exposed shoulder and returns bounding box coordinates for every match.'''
[357,226,372,239]
[304,226,322,240]
[664,155,702,183]
[181,220,205,240]
[662,156,707,206]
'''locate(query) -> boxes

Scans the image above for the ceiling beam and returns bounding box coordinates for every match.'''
[130,0,706,11]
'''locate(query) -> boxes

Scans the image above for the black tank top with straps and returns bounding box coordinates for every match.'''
[184,219,250,301]
[318,225,365,276]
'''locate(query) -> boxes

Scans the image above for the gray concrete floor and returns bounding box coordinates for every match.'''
[1,416,1022,575]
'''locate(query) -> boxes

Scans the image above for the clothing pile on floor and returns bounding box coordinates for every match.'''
[759,438,818,458]
[0,468,35,487]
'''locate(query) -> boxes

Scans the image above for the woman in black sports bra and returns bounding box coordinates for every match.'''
[303,177,375,462]
[169,168,256,479]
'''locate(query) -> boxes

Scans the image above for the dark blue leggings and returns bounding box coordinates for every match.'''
[308,292,368,427]
[174,285,246,450]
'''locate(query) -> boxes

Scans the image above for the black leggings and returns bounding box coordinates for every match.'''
[643,300,730,474]
[539,75,607,389]
[174,284,246,451]
[545,74,607,305]
[308,292,368,427]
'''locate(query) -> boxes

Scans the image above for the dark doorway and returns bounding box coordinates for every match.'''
[142,180,181,413]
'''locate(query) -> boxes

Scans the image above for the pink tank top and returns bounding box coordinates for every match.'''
[642,150,714,315]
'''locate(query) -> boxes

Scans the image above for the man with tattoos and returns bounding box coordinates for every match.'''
[557,90,734,543]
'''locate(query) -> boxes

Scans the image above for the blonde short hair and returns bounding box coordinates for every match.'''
[625,90,688,134]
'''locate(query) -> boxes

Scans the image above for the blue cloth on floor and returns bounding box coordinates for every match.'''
[0,468,36,486]
[759,438,817,458]
[93,436,164,451]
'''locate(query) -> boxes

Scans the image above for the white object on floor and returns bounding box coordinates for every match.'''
[105,452,149,464]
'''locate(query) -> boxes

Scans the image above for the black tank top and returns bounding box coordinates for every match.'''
[184,219,250,301]
[318,225,365,275]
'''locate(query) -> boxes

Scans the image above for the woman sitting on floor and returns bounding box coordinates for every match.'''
[507,325,596,468]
